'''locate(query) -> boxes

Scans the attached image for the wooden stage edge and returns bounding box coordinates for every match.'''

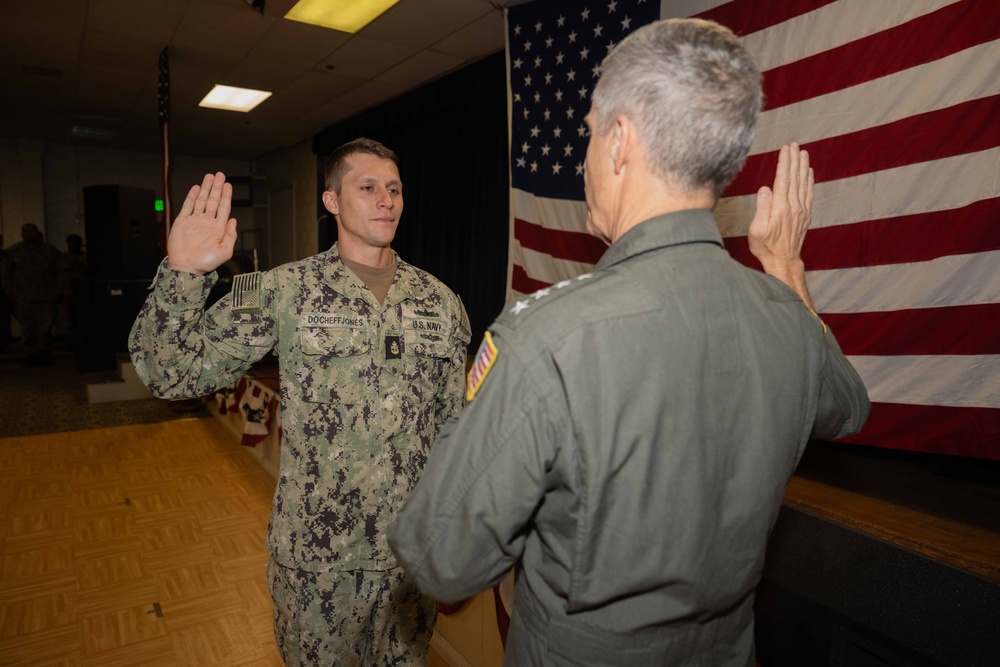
[783,442,1000,585]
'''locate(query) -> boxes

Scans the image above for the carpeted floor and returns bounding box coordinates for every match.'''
[0,342,208,437]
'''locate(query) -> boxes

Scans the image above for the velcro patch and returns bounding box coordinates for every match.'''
[406,318,447,334]
[231,272,262,313]
[301,312,367,329]
[466,331,498,402]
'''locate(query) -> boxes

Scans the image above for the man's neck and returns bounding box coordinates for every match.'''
[338,242,394,268]
[606,178,715,245]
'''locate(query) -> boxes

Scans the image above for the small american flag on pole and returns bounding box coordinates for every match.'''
[505,0,1000,460]
[158,46,173,254]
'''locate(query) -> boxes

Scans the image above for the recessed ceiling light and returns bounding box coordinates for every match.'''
[284,0,400,33]
[198,85,272,112]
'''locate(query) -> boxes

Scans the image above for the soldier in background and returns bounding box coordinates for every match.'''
[2,223,61,366]
[57,233,87,349]
[0,234,11,352]
[129,138,470,666]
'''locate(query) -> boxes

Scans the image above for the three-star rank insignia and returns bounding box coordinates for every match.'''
[466,331,498,402]
[385,335,402,359]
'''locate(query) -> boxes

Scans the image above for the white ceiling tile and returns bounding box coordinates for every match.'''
[79,48,156,78]
[300,98,365,125]
[0,18,83,70]
[334,80,408,109]
[86,0,188,45]
[431,8,505,58]
[360,0,494,49]
[84,31,166,62]
[0,0,86,26]
[258,0,300,19]
[224,60,305,93]
[276,70,369,106]
[172,2,277,59]
[318,36,418,80]
[245,17,351,69]
[375,50,466,87]
[75,87,141,117]
[79,62,149,93]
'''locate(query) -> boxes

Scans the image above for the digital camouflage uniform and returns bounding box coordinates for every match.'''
[2,236,60,358]
[130,243,470,666]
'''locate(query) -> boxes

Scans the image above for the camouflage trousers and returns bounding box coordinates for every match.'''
[13,298,54,354]
[267,557,437,666]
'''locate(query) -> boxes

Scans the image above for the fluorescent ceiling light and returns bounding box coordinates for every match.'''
[284,0,400,33]
[198,85,272,112]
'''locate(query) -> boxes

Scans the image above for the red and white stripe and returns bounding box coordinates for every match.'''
[507,0,1000,458]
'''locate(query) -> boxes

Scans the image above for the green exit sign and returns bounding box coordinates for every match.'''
[155,199,164,212]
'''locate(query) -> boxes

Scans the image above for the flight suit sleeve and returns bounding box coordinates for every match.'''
[811,327,871,440]
[388,327,562,603]
[128,259,276,399]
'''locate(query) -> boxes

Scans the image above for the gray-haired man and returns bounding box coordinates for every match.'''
[389,19,870,666]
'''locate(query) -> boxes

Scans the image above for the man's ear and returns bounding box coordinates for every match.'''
[321,190,339,215]
[611,114,631,175]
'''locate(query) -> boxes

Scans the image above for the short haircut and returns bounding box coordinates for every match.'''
[591,18,762,199]
[323,137,399,193]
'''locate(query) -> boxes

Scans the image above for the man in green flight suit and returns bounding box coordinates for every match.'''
[389,19,871,667]
[130,138,470,665]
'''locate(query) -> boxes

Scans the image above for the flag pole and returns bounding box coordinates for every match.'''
[158,46,172,257]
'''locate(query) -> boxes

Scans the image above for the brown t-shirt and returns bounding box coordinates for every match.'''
[341,255,398,304]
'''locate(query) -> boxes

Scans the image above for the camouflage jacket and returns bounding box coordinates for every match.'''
[2,240,61,302]
[130,243,470,571]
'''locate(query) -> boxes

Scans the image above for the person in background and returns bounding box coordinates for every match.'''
[57,233,87,349]
[0,234,11,353]
[2,223,61,366]
[129,137,469,666]
[388,19,871,667]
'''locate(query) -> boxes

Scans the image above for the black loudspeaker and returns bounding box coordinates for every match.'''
[73,278,150,372]
[83,185,161,280]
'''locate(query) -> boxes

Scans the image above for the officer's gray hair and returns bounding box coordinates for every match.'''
[324,137,400,193]
[591,18,761,199]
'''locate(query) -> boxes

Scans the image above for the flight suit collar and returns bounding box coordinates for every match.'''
[596,208,725,271]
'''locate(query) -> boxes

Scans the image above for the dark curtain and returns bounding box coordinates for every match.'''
[312,51,509,350]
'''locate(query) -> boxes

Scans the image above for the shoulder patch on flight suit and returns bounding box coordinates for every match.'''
[808,308,829,334]
[231,272,262,313]
[466,331,498,402]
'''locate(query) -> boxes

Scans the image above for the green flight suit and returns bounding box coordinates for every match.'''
[390,209,870,666]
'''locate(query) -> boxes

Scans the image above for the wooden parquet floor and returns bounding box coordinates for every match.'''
[0,417,283,666]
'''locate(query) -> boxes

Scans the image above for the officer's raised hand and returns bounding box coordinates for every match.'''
[167,172,238,276]
[748,143,816,311]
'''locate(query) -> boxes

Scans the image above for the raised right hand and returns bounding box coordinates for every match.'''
[747,143,817,311]
[167,172,238,275]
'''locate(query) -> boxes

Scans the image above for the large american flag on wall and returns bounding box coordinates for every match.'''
[505,0,1000,460]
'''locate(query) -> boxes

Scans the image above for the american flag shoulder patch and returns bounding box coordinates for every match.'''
[466,331,498,402]
[231,272,262,313]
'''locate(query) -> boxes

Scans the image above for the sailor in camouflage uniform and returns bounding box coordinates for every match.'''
[130,138,470,666]
[2,223,61,365]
